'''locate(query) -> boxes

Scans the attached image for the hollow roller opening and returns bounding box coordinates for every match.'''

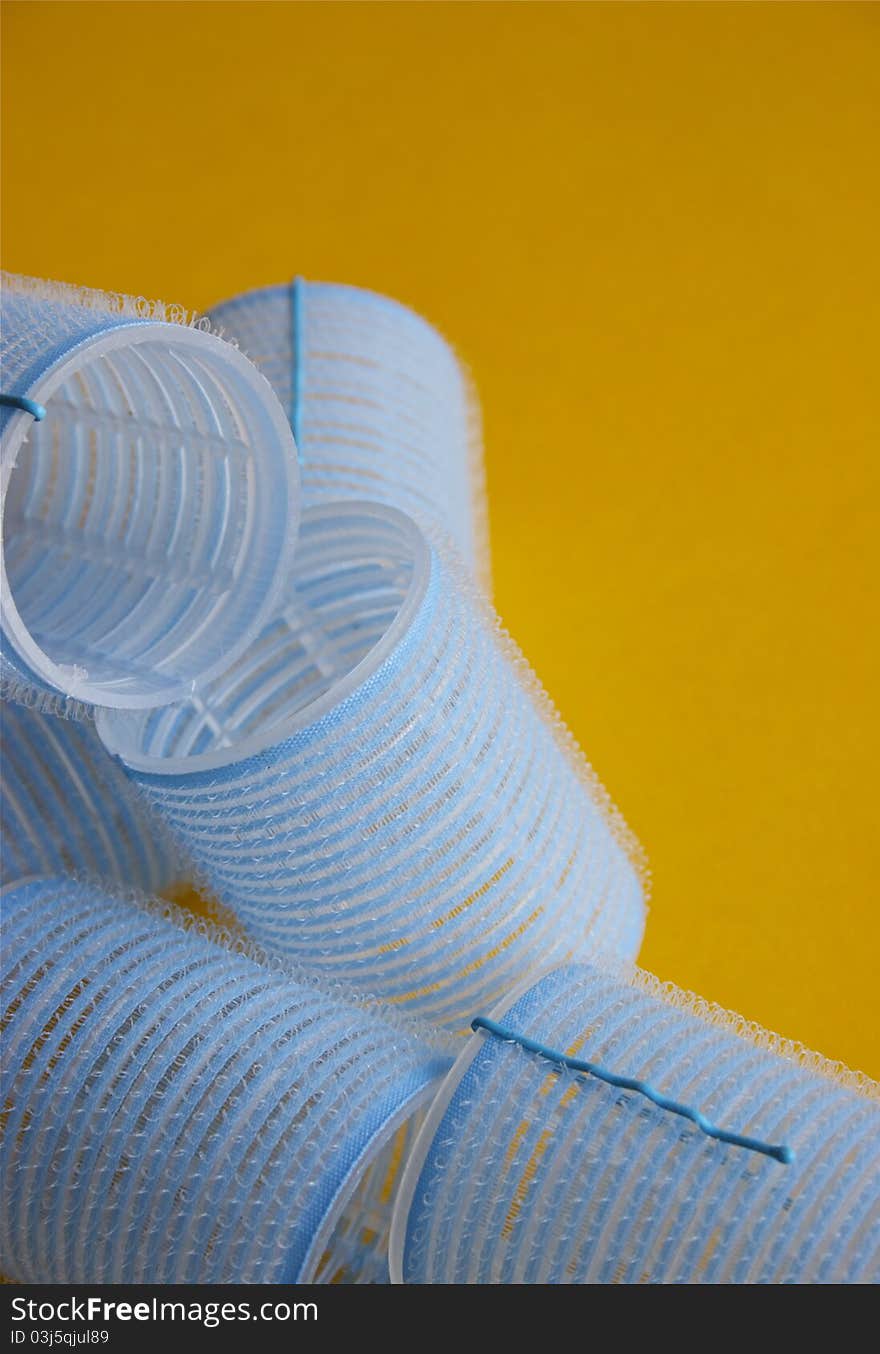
[1,324,298,708]
[98,501,430,769]
[310,1114,423,1284]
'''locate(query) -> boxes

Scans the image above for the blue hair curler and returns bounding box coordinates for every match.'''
[0,876,448,1284]
[391,961,880,1283]
[97,500,646,1027]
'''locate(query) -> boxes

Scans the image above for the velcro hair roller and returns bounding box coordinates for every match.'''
[207,280,489,584]
[0,699,183,894]
[391,962,880,1283]
[0,273,300,710]
[0,876,448,1284]
[97,500,646,1027]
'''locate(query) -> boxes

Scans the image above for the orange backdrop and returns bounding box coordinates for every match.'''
[2,2,878,1074]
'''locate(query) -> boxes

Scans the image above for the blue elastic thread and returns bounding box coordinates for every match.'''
[0,393,47,421]
[290,276,304,455]
[471,1016,795,1165]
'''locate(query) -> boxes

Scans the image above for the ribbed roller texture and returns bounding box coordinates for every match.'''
[1,273,299,708]
[0,877,447,1284]
[392,962,880,1283]
[97,502,645,1027]
[207,280,488,582]
[0,700,182,893]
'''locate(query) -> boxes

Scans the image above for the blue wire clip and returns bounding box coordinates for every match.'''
[0,394,47,421]
[471,1016,794,1164]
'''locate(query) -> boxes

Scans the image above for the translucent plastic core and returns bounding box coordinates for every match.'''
[97,501,430,770]
[1,325,297,707]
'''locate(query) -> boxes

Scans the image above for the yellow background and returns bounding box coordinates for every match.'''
[3,2,878,1074]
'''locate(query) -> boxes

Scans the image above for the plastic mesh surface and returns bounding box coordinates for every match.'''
[207,281,489,584]
[1,273,299,708]
[0,877,448,1284]
[0,699,183,893]
[392,962,880,1284]
[98,502,645,1027]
